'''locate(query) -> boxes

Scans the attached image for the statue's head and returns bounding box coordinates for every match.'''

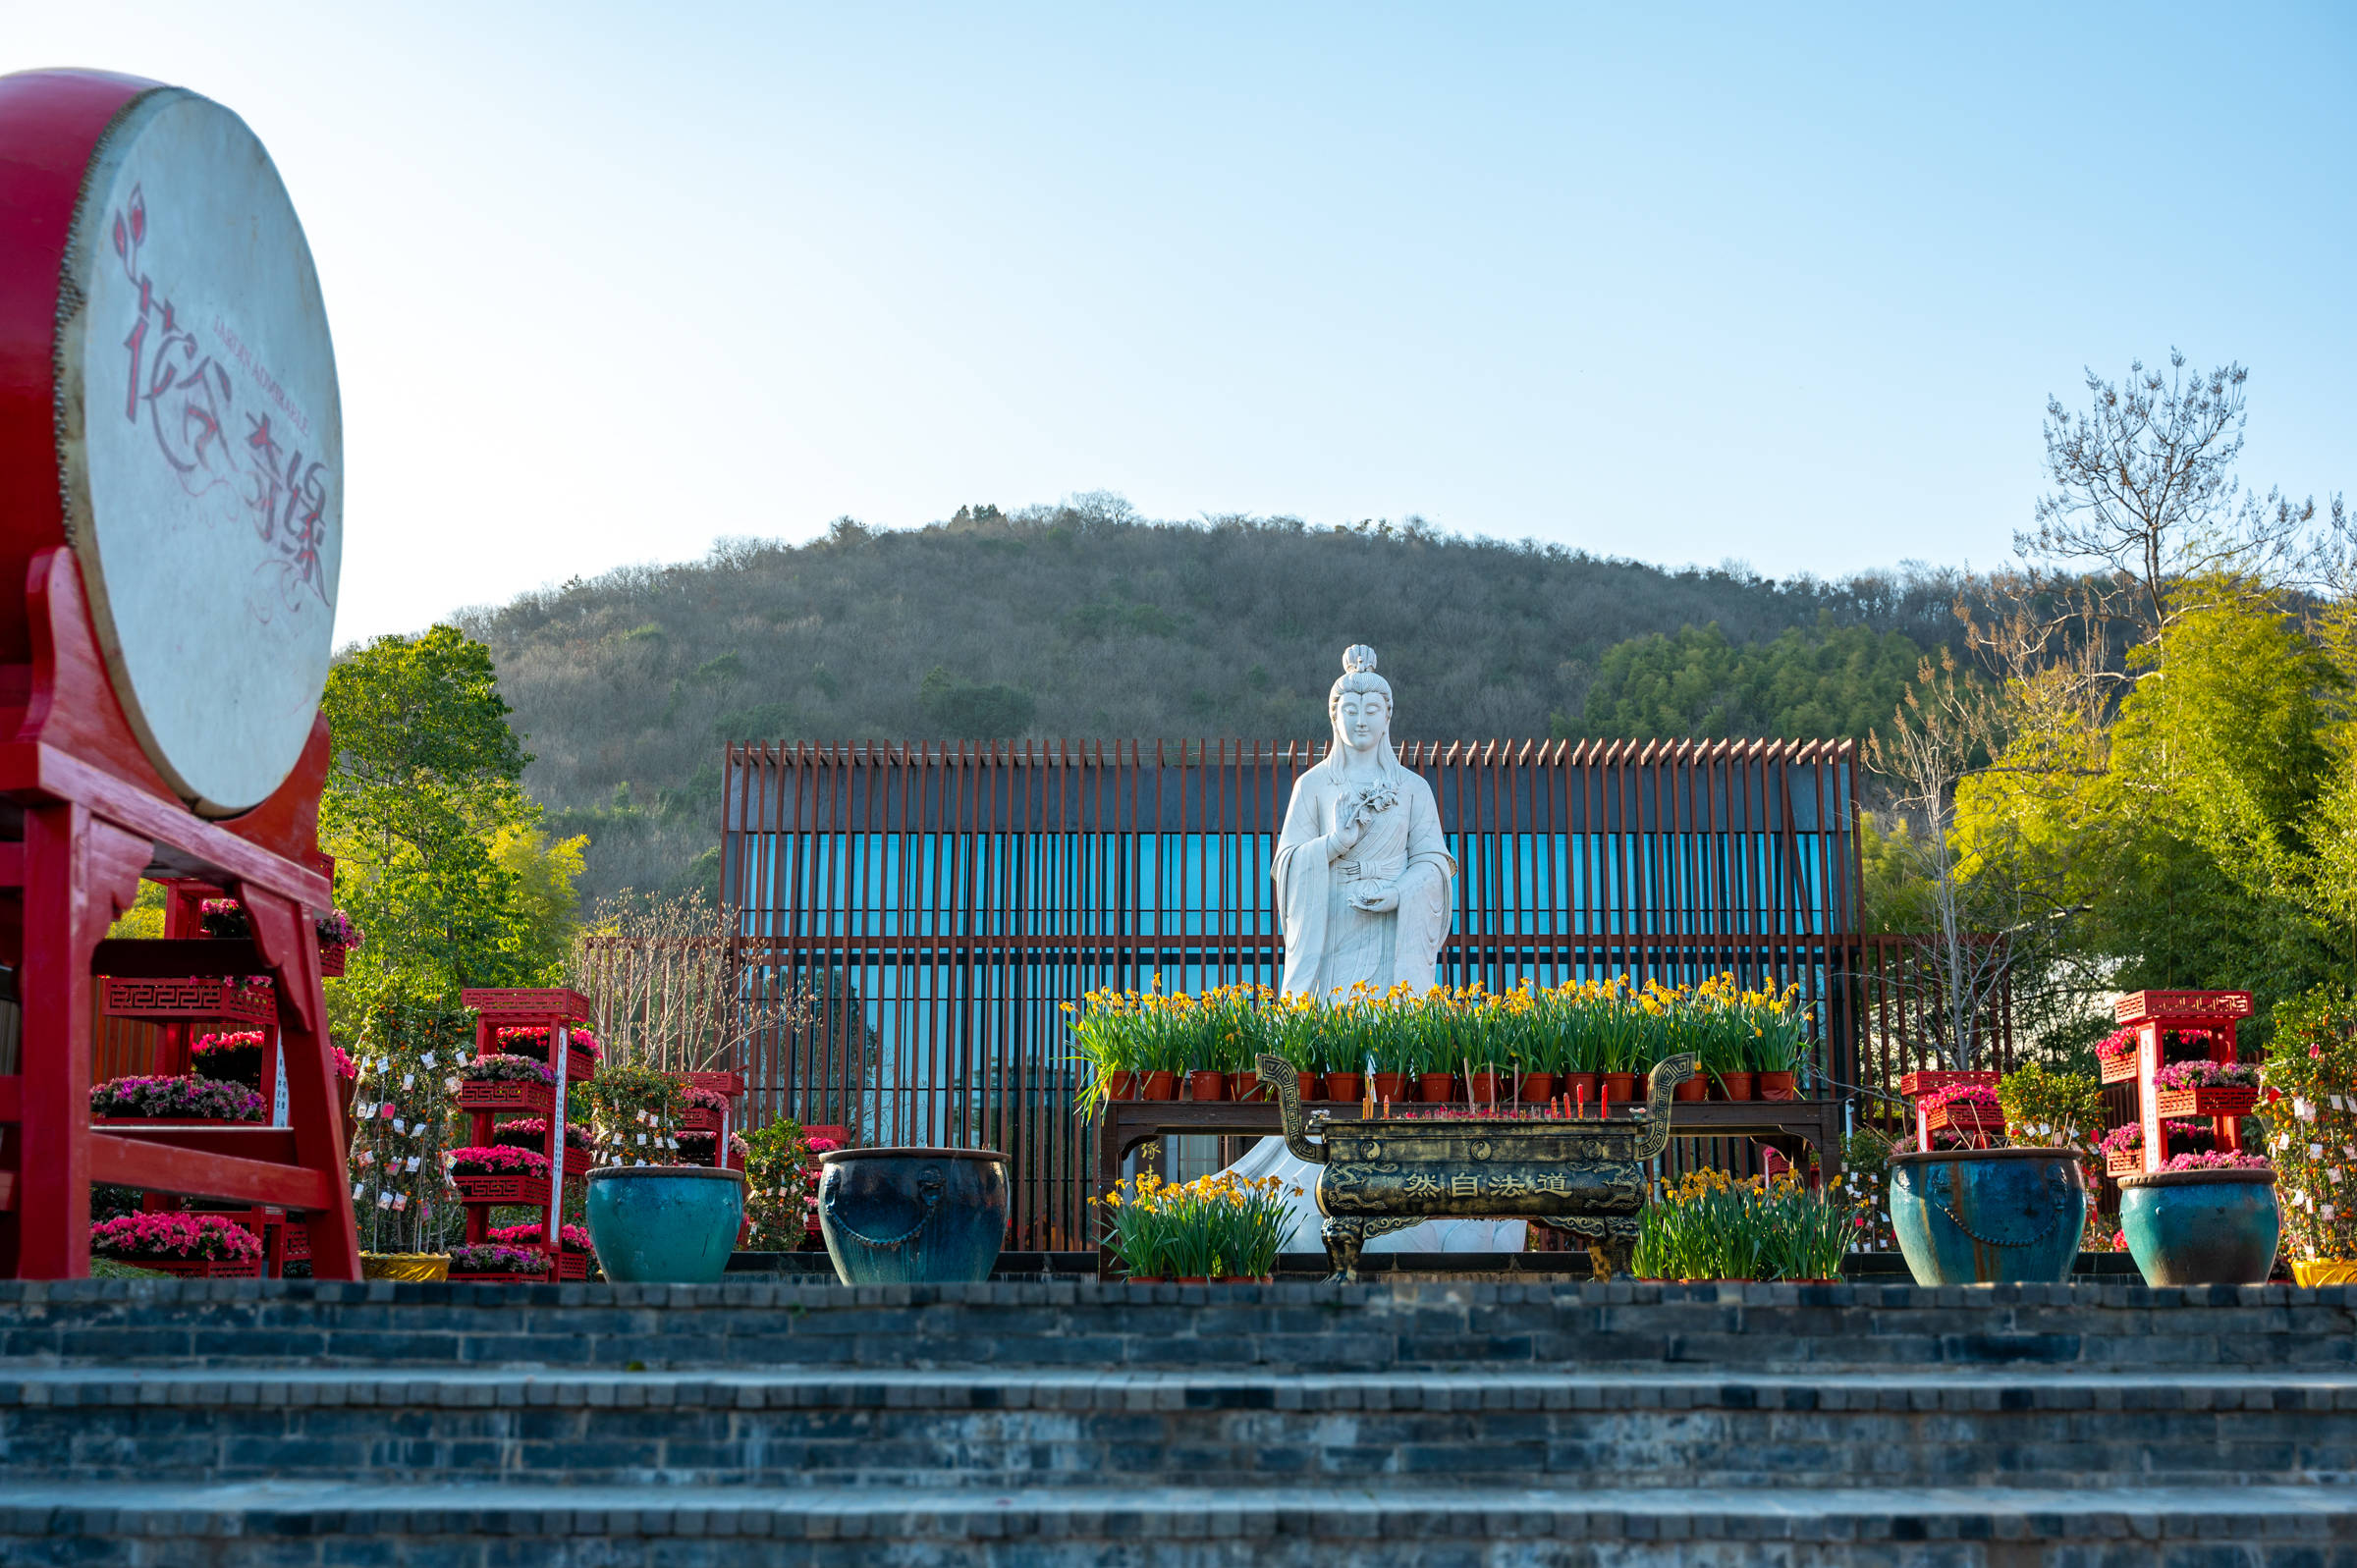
[1328,644,1393,755]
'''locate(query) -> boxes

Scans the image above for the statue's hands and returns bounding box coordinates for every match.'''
[1349,882,1399,913]
[1330,810,1368,857]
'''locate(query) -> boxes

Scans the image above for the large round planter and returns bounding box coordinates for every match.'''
[583,1165,744,1283]
[818,1147,1010,1285]
[1889,1148,2086,1286]
[2117,1169,2278,1286]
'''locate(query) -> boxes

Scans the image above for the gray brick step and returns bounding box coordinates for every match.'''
[9,1278,2356,1374]
[13,1367,2356,1490]
[8,1481,2351,1566]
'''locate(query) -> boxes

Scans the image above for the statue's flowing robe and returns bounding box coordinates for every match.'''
[1271,752,1456,998]
[1229,736,1519,1254]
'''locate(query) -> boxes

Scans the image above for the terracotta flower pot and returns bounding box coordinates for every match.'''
[1673,1077,1709,1102]
[1295,1073,1319,1104]
[1601,1071,1638,1107]
[1759,1070,1797,1102]
[1325,1073,1363,1104]
[1105,1071,1140,1102]
[1518,1072,1559,1104]
[1560,1072,1599,1109]
[1186,1070,1228,1103]
[1372,1072,1409,1105]
[1721,1071,1756,1102]
[1468,1071,1505,1105]
[1418,1072,1457,1103]
[1139,1071,1178,1102]
[1233,1073,1263,1103]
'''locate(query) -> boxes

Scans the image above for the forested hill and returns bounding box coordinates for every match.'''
[455,495,1970,900]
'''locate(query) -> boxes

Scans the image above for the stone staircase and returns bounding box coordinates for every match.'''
[6,1277,2355,1565]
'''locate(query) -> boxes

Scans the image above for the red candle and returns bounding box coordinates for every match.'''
[1576,1084,1588,1120]
[1601,1084,1611,1119]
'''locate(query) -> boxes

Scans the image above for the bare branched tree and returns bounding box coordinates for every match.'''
[2020,350,2320,638]
[1867,653,2077,1069]
[567,892,809,1074]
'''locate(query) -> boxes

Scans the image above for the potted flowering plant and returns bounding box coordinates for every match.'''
[199,899,365,977]
[491,1116,592,1154]
[90,1074,263,1122]
[1916,1081,2004,1143]
[681,1084,731,1132]
[1091,1171,1299,1282]
[493,1024,602,1080]
[455,1053,557,1115]
[2153,1059,2262,1118]
[445,1144,552,1205]
[580,1062,742,1281]
[2096,1117,2213,1177]
[734,1119,813,1249]
[488,1220,595,1253]
[89,1213,264,1277]
[445,1243,551,1281]
[1631,1167,1853,1282]
[189,1030,266,1085]
[2095,1028,2140,1084]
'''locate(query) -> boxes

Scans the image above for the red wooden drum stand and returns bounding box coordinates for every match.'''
[0,70,357,1278]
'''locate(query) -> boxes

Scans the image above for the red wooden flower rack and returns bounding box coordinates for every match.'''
[1897,1072,2001,1152]
[2113,991,2255,1176]
[1922,1102,2004,1137]
[2156,1087,2260,1120]
[455,989,595,1277]
[2099,1052,2141,1086]
[681,1105,726,1134]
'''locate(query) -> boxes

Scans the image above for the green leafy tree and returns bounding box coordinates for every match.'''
[1557,620,1925,742]
[321,625,579,1017]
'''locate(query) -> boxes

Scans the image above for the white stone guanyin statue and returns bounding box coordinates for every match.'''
[1220,645,1525,1256]
[1271,645,1456,997]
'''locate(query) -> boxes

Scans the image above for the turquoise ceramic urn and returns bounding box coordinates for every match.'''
[2117,1168,2278,1286]
[1888,1148,2086,1285]
[583,1164,745,1283]
[818,1148,1010,1285]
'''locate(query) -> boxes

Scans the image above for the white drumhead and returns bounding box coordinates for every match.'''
[53,87,341,816]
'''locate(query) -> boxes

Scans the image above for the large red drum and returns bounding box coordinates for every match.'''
[0,70,341,817]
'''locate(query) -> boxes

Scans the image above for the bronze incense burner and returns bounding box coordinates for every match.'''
[1256,1052,1696,1279]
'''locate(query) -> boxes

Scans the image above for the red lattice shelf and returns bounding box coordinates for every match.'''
[1923,1103,2004,1136]
[127,1257,263,1278]
[2100,1053,2140,1085]
[682,1106,726,1133]
[320,946,347,979]
[685,1070,743,1098]
[101,977,274,1023]
[1897,1070,2000,1100]
[2157,1087,2259,1118]
[462,987,590,1023]
[455,1081,556,1116]
[2108,1149,2146,1177]
[452,1172,552,1206]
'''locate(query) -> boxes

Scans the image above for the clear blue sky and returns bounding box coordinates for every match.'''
[7,2,2351,641]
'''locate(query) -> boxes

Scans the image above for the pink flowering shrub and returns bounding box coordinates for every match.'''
[684,1086,731,1113]
[2097,1119,2210,1156]
[315,908,365,950]
[2162,1150,2272,1172]
[331,1045,359,1081]
[491,1116,592,1152]
[446,1145,551,1177]
[460,1054,555,1086]
[493,1025,603,1062]
[90,1213,261,1262]
[2095,1029,2138,1062]
[488,1222,594,1252]
[190,1030,265,1064]
[804,1137,843,1155]
[2153,1060,2261,1091]
[447,1243,547,1274]
[1918,1082,2001,1114]
[90,1075,263,1120]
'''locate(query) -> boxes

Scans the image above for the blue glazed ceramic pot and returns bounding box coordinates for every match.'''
[1889,1148,2086,1286]
[2118,1168,2278,1286]
[818,1148,1010,1285]
[583,1165,744,1283]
